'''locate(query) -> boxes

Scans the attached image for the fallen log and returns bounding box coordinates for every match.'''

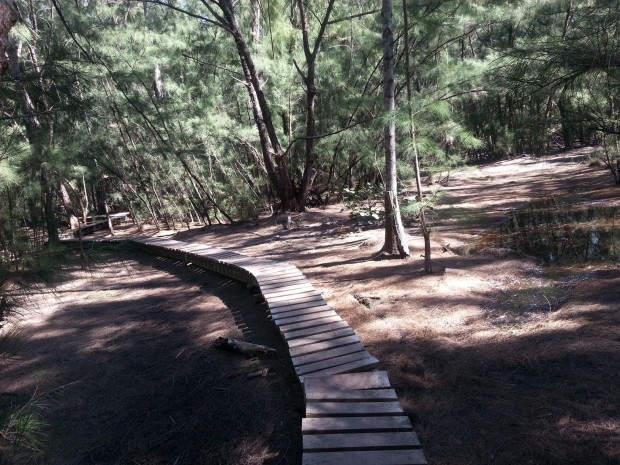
[213,337,276,356]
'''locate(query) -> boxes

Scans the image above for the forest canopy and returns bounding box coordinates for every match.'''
[0,0,619,261]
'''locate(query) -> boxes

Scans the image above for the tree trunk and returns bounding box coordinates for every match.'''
[40,162,58,243]
[81,174,89,224]
[377,0,409,259]
[59,182,80,230]
[403,0,431,271]
[250,0,261,44]
[295,0,335,208]
[219,0,300,211]
[0,0,18,77]
[153,63,165,99]
[105,202,115,236]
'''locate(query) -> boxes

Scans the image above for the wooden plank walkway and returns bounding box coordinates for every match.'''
[302,372,425,465]
[64,236,426,464]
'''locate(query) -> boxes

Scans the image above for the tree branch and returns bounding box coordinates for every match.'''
[327,9,380,25]
[138,0,230,31]
[282,119,370,157]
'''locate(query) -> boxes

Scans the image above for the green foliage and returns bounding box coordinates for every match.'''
[1,0,618,252]
[342,183,385,223]
[0,391,48,461]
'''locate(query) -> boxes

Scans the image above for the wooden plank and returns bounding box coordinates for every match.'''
[292,342,364,367]
[279,315,343,333]
[267,295,326,309]
[237,261,276,271]
[302,449,427,465]
[247,262,295,271]
[304,388,398,402]
[286,328,356,348]
[302,416,413,434]
[256,274,307,286]
[178,246,211,253]
[268,301,330,316]
[303,371,391,391]
[199,249,237,257]
[236,262,279,273]
[254,266,303,276]
[256,274,306,285]
[220,256,257,266]
[261,282,314,293]
[283,321,350,340]
[300,356,380,381]
[203,252,239,261]
[265,289,321,302]
[255,266,304,276]
[289,335,361,358]
[262,285,317,299]
[274,310,339,326]
[303,431,421,452]
[296,351,372,376]
[221,256,256,265]
[305,401,404,417]
[271,304,333,320]
[258,279,310,291]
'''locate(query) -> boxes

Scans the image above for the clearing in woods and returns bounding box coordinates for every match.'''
[2,147,619,464]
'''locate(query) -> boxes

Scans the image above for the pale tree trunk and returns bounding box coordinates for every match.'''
[40,163,58,243]
[59,182,80,230]
[377,0,409,259]
[0,0,18,78]
[294,0,335,208]
[8,38,60,243]
[153,63,165,99]
[219,0,302,211]
[403,0,431,271]
[250,0,261,44]
[105,202,115,236]
[81,174,89,224]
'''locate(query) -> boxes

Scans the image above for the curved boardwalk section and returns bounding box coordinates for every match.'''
[84,236,427,464]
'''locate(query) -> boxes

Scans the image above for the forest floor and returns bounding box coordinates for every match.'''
[0,252,304,464]
[2,147,619,465]
[171,147,618,465]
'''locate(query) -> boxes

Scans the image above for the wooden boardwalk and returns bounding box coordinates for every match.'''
[71,236,427,464]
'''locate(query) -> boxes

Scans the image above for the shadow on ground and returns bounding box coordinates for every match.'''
[0,247,303,465]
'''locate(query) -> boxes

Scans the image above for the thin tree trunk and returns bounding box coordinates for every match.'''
[403,0,431,271]
[40,162,58,243]
[59,182,80,230]
[219,0,298,210]
[81,174,89,224]
[295,0,336,208]
[0,0,18,78]
[105,201,115,236]
[250,0,261,43]
[377,0,409,259]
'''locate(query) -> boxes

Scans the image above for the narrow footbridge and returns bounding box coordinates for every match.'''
[88,236,427,464]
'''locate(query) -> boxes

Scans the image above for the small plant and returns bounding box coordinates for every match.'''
[342,184,385,226]
[599,135,620,185]
[0,393,48,461]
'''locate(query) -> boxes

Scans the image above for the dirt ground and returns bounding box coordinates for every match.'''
[169,148,617,465]
[0,250,303,465]
[2,147,619,465]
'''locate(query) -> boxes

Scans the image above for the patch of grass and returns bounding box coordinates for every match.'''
[0,392,49,463]
[0,330,22,362]
[494,285,566,314]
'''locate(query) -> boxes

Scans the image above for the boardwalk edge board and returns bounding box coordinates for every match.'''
[62,236,426,465]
